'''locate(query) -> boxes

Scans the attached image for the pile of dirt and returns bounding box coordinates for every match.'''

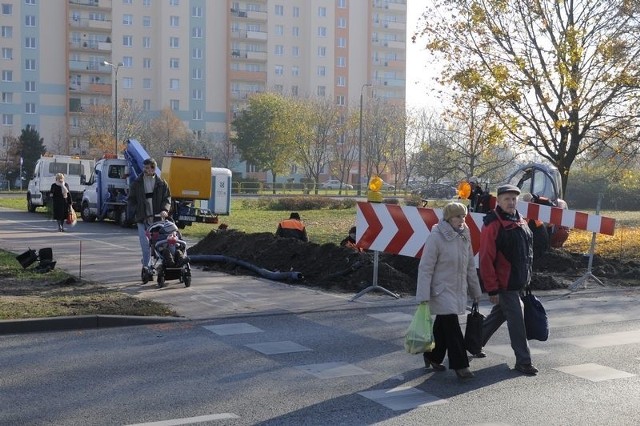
[189,229,640,296]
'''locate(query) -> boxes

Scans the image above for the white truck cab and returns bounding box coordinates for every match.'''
[26,155,94,212]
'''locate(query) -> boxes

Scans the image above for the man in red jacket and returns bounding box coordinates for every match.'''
[479,184,537,375]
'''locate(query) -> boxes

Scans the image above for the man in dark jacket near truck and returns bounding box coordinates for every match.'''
[479,184,538,375]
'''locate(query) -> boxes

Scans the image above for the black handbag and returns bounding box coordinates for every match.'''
[464,302,485,355]
[521,287,549,341]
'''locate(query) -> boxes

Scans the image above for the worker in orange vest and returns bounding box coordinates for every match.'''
[275,212,308,242]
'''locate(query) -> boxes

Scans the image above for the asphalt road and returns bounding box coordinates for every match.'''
[1,207,640,425]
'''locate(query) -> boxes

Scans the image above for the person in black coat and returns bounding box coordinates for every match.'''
[50,173,72,232]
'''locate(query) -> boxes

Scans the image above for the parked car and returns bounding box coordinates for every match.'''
[321,179,353,190]
[380,181,395,190]
[414,183,458,199]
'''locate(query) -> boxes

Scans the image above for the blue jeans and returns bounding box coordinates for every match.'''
[137,222,151,268]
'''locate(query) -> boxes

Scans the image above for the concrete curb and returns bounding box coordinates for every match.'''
[0,315,188,335]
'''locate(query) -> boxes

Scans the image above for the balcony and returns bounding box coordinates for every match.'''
[246,51,267,61]
[387,2,406,12]
[230,70,267,82]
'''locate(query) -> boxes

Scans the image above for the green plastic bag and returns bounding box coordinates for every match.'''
[404,302,435,354]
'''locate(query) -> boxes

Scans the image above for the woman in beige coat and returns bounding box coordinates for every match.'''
[416,202,482,379]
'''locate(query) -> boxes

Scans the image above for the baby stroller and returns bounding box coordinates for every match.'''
[144,220,191,288]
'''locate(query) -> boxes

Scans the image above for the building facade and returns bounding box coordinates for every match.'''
[1,0,406,179]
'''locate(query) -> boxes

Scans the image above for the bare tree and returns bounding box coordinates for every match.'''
[416,0,640,193]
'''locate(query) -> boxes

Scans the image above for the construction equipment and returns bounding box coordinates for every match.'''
[80,139,231,227]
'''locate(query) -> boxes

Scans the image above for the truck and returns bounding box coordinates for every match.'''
[80,138,231,228]
[26,154,95,213]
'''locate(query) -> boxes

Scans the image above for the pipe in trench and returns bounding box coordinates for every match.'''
[188,254,303,281]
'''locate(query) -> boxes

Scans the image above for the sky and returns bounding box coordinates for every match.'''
[405,0,442,110]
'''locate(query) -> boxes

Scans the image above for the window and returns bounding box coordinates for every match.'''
[336,95,345,106]
[170,16,179,27]
[192,110,202,120]
[25,58,36,70]
[292,26,299,37]
[123,35,132,47]
[275,45,284,55]
[317,46,326,57]
[25,103,36,114]
[317,86,326,97]
[291,85,298,96]
[25,81,36,91]
[293,7,299,17]
[338,0,346,8]
[275,25,283,36]
[192,6,202,17]
[338,17,346,28]
[318,7,326,17]
[1,92,12,103]
[123,14,132,25]
[143,37,150,48]
[170,99,179,110]
[1,47,12,59]
[25,15,35,26]
[123,56,133,67]
[192,47,202,59]
[143,58,151,68]
[337,75,346,86]
[25,37,36,48]
[25,0,35,4]
[169,37,179,48]
[275,4,283,16]
[170,58,179,68]
[169,0,179,5]
[123,0,132,4]
[337,56,346,67]
[337,37,346,48]
[192,68,202,79]
[317,66,326,76]
[318,27,327,37]
[192,89,202,100]
[1,26,11,38]
[143,78,151,89]
[1,70,12,81]
[291,46,299,57]
[2,4,12,14]
[2,114,13,125]
[275,65,283,76]
[122,77,133,89]
[143,16,151,27]
[143,99,151,111]
[169,79,179,90]
[274,84,283,93]
[143,0,151,6]
[291,66,299,76]
[192,27,202,38]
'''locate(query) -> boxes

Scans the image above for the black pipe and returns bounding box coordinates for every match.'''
[188,254,303,281]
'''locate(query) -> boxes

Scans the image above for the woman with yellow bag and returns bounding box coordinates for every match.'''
[416,202,482,379]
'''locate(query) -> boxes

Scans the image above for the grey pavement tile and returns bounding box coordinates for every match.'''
[554,363,636,382]
[203,323,263,336]
[368,312,414,323]
[245,341,312,355]
[296,362,371,379]
[484,344,549,358]
[358,386,447,411]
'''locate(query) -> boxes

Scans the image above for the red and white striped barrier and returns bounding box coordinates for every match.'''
[356,202,615,258]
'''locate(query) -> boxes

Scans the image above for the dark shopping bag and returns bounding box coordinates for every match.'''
[404,302,435,354]
[521,287,549,341]
[464,302,485,355]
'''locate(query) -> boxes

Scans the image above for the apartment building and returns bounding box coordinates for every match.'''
[1,0,406,178]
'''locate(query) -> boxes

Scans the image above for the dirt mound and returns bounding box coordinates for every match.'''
[189,229,639,295]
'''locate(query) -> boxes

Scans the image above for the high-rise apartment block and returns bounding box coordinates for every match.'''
[1,0,406,172]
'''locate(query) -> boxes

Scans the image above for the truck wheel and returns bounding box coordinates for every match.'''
[27,195,36,213]
[81,202,96,222]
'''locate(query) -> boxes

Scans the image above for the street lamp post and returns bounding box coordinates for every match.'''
[103,60,123,155]
[357,83,372,196]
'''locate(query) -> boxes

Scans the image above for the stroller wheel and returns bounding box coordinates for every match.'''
[183,274,191,288]
[157,272,165,288]
[141,267,150,284]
